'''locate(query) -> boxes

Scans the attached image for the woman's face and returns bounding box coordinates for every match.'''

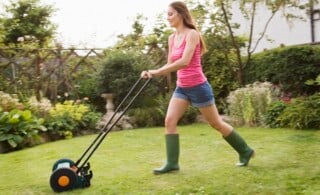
[167,6,182,28]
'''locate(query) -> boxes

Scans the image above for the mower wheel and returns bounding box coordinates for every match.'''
[50,167,78,192]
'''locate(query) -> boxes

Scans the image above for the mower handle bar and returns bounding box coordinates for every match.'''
[76,77,151,171]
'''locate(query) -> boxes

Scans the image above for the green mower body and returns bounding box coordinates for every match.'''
[50,158,92,192]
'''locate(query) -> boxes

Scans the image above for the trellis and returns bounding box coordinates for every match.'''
[0,48,105,102]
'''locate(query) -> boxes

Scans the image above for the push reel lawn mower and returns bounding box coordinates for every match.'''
[49,78,151,192]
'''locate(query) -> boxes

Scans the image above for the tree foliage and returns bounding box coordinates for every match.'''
[212,0,318,85]
[108,0,319,110]
[96,50,159,108]
[245,45,320,96]
[1,0,56,46]
[1,0,319,116]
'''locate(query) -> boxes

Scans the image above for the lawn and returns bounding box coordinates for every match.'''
[0,123,319,194]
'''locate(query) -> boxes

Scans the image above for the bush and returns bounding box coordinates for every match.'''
[0,107,47,149]
[0,91,24,111]
[245,45,320,96]
[202,46,239,112]
[227,82,274,126]
[44,100,101,138]
[155,94,198,126]
[96,50,159,108]
[305,74,320,86]
[129,107,163,127]
[26,96,52,118]
[179,106,198,125]
[277,93,320,129]
[264,101,287,128]
[129,95,198,127]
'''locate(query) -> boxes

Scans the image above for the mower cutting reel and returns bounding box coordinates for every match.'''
[49,78,151,192]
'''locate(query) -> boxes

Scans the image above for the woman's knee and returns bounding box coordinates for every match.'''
[165,115,178,128]
[164,117,178,134]
[208,119,230,131]
[209,120,223,130]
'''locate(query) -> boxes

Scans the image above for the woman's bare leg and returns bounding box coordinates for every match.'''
[153,97,189,174]
[164,97,190,134]
[199,104,255,166]
[199,104,232,136]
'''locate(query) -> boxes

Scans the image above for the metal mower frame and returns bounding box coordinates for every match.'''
[50,77,151,192]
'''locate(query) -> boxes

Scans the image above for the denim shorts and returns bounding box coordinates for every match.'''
[173,81,215,108]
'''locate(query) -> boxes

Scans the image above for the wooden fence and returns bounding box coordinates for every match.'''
[0,48,105,102]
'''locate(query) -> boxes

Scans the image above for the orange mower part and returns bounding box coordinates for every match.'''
[58,175,70,187]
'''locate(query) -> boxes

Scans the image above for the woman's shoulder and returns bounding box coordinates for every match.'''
[168,34,175,46]
[187,29,199,37]
[186,29,200,42]
[168,33,175,39]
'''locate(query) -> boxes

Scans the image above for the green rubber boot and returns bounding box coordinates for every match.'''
[153,134,180,175]
[224,130,255,166]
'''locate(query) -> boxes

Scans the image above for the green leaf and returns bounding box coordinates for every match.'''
[8,139,18,148]
[305,79,315,86]
[0,134,14,141]
[0,112,9,123]
[21,110,32,121]
[12,135,24,144]
[8,114,20,124]
[39,126,47,132]
[37,118,44,125]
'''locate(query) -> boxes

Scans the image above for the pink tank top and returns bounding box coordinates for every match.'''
[170,33,207,87]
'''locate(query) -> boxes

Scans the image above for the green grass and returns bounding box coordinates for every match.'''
[1,123,319,195]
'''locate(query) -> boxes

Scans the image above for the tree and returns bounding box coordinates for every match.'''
[213,0,318,85]
[2,0,56,47]
[0,18,4,44]
[114,13,171,67]
[113,13,173,92]
[96,50,159,108]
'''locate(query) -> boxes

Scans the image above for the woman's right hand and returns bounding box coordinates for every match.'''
[140,70,153,79]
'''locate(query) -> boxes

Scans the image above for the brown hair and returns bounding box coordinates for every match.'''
[169,1,207,55]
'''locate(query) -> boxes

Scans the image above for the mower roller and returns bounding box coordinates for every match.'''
[49,77,151,192]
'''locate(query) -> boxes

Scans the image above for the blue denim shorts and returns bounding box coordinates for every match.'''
[173,81,215,108]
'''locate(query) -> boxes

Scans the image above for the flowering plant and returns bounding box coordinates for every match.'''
[226,82,275,126]
[0,91,24,111]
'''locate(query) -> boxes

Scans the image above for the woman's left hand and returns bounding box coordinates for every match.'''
[140,69,160,79]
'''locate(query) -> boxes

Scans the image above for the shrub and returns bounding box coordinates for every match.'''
[129,107,163,127]
[0,107,47,149]
[245,45,320,96]
[80,110,102,130]
[156,94,198,126]
[26,96,52,118]
[96,50,158,108]
[277,93,320,129]
[201,32,249,112]
[179,106,198,125]
[305,74,320,86]
[0,91,24,111]
[227,82,274,126]
[129,95,198,127]
[264,101,287,128]
[45,100,101,138]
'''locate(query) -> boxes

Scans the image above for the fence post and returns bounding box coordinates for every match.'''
[35,49,42,101]
[10,60,17,94]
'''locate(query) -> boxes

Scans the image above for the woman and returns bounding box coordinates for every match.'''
[141,1,254,175]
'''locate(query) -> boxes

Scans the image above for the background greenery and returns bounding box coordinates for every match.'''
[0,123,319,194]
[244,45,320,96]
[1,0,320,154]
[0,1,319,194]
